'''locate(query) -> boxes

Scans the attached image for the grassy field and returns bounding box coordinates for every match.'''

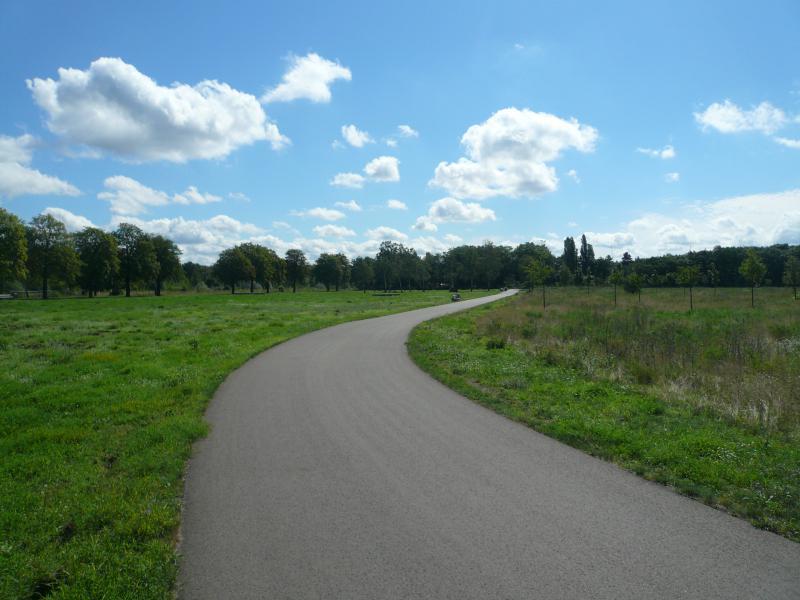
[0,289,489,600]
[408,286,800,542]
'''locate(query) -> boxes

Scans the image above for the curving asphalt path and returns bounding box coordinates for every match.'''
[178,290,800,599]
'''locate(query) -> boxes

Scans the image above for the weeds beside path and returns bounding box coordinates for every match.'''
[408,288,800,543]
[0,290,489,599]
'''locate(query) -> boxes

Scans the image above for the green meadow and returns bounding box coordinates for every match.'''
[0,290,487,599]
[409,286,800,542]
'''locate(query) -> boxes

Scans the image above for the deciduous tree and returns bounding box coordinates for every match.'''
[0,207,27,289]
[27,214,78,299]
[739,249,766,308]
[74,227,119,297]
[284,249,308,293]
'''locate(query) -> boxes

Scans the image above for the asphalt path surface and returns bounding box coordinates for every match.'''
[178,290,799,599]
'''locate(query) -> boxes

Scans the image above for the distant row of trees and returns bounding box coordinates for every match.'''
[1,207,798,299]
[0,208,181,298]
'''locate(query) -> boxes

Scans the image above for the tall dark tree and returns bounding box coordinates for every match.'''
[561,236,578,277]
[74,227,119,297]
[151,235,182,296]
[351,256,375,292]
[578,234,595,279]
[285,249,308,293]
[333,253,351,291]
[526,259,552,309]
[313,253,343,291]
[214,247,255,294]
[0,207,27,289]
[239,243,276,293]
[113,223,156,297]
[621,251,633,273]
[27,214,78,299]
[478,242,503,290]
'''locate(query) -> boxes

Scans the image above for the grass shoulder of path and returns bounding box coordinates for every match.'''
[0,289,489,600]
[408,291,800,542]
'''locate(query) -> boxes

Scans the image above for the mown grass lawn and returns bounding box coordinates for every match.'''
[408,287,800,543]
[0,289,488,599]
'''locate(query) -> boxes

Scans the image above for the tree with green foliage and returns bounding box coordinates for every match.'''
[609,268,624,307]
[739,249,767,308]
[676,265,700,311]
[624,273,643,303]
[351,256,375,292]
[113,223,156,297]
[313,253,343,291]
[214,247,255,294]
[558,263,573,286]
[27,214,78,299]
[0,207,27,289]
[706,262,720,296]
[526,259,552,309]
[74,227,119,297]
[561,236,578,278]
[151,235,182,296]
[621,251,633,273]
[239,243,276,293]
[783,255,800,300]
[579,234,594,280]
[284,248,308,293]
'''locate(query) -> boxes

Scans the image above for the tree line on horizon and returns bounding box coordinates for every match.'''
[1,207,798,299]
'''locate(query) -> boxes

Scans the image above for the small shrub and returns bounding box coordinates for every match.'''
[486,337,506,350]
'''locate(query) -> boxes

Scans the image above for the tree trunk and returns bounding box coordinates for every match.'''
[292,279,297,293]
[125,274,131,298]
[250,279,255,293]
[231,280,235,294]
[689,286,693,311]
[613,284,617,307]
[541,285,546,309]
[155,279,162,296]
[42,272,48,300]
[751,286,755,308]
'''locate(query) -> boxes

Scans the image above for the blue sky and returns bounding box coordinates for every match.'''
[1,0,799,263]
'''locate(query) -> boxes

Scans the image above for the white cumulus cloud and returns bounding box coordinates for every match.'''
[28,57,288,162]
[0,134,80,198]
[334,200,362,212]
[694,100,787,134]
[313,224,356,238]
[664,172,680,183]
[637,144,675,159]
[365,226,408,241]
[330,172,365,188]
[341,124,374,147]
[413,197,497,232]
[386,199,407,210]
[364,155,400,182]
[566,169,580,183]
[775,137,800,149]
[291,207,346,221]
[397,125,419,138]
[262,53,351,103]
[43,207,95,232]
[430,107,597,199]
[98,176,221,215]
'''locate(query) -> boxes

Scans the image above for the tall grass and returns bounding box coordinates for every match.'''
[479,287,799,431]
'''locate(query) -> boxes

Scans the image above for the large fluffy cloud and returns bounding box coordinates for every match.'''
[98,176,221,215]
[694,100,787,134]
[584,189,800,258]
[262,53,351,103]
[27,57,288,162]
[413,197,496,232]
[0,134,80,198]
[430,107,597,200]
[313,224,355,238]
